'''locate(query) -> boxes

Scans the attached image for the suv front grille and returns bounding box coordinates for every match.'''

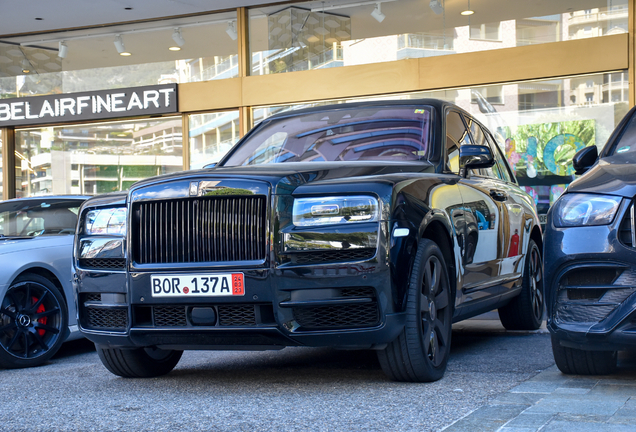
[289,248,376,265]
[133,196,267,265]
[555,267,636,324]
[139,304,262,327]
[292,287,380,330]
[79,258,126,270]
[84,307,128,330]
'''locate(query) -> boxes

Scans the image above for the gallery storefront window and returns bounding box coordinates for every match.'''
[249,0,627,75]
[0,11,238,99]
[189,110,240,169]
[251,71,629,219]
[15,117,183,197]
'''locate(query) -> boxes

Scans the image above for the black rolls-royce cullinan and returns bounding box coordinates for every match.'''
[74,99,543,382]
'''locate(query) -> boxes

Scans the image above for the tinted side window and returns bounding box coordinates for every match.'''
[445,111,472,174]
[483,127,513,182]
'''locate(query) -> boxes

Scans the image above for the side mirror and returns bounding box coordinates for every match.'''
[459,145,495,177]
[572,146,598,175]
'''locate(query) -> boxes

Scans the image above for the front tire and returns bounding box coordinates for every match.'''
[0,274,68,369]
[378,239,453,382]
[499,239,544,330]
[97,345,183,378]
[551,336,617,375]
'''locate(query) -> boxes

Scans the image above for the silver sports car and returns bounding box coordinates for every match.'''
[0,196,89,368]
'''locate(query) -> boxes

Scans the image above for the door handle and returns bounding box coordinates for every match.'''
[489,189,508,201]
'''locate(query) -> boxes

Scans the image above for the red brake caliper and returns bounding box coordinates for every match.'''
[32,296,47,336]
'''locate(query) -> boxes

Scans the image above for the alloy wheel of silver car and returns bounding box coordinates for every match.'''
[0,275,67,368]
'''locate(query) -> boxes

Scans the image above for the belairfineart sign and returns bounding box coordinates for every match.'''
[0,84,178,127]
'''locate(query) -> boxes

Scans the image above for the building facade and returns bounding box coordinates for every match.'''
[0,0,633,220]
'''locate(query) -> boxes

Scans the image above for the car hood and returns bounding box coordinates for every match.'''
[129,161,436,196]
[0,235,73,255]
[568,153,636,198]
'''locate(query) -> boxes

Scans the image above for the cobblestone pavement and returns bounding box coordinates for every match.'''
[444,321,636,432]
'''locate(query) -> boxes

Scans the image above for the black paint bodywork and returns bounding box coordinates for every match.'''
[545,104,636,352]
[73,99,542,352]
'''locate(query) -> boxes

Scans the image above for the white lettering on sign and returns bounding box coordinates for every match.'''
[0,85,176,125]
[11,102,24,120]
[159,88,175,106]
[144,90,160,108]
[95,95,110,113]
[77,96,90,114]
[111,93,125,112]
[60,98,76,116]
[25,102,38,119]
[40,100,55,117]
[127,92,143,110]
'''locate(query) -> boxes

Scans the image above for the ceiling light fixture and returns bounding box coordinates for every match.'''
[21,59,31,74]
[226,21,238,41]
[170,28,185,50]
[371,3,386,22]
[114,34,131,56]
[58,41,68,58]
[429,0,443,15]
[461,0,474,16]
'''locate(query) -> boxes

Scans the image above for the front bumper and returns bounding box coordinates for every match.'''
[544,199,636,351]
[74,226,413,350]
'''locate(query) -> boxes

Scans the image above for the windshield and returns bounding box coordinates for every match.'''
[222,106,432,166]
[0,199,82,237]
[610,111,636,156]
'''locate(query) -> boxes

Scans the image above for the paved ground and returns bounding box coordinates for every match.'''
[1,319,554,432]
[444,321,636,432]
[3,318,634,431]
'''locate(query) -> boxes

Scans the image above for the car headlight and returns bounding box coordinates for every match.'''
[85,208,127,235]
[553,194,622,227]
[293,196,379,226]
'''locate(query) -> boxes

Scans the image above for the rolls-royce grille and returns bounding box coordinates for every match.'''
[133,195,267,264]
[79,258,126,270]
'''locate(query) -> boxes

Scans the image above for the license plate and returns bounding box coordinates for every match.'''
[539,214,548,224]
[151,273,244,298]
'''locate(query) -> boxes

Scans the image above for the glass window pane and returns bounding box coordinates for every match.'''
[249,0,627,75]
[252,71,627,220]
[189,110,240,169]
[15,117,183,197]
[1,11,238,99]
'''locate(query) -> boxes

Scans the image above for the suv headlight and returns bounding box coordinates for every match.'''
[293,196,379,226]
[85,208,127,235]
[553,193,622,227]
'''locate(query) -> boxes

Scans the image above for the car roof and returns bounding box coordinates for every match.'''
[0,195,91,205]
[261,98,453,123]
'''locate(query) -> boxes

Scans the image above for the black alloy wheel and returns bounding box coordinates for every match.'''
[498,239,544,331]
[0,274,67,368]
[378,239,453,382]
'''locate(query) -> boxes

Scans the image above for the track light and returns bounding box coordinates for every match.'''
[461,0,474,15]
[371,3,386,23]
[58,41,68,59]
[21,59,31,74]
[226,21,238,41]
[429,0,443,15]
[114,34,131,56]
[170,28,185,51]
